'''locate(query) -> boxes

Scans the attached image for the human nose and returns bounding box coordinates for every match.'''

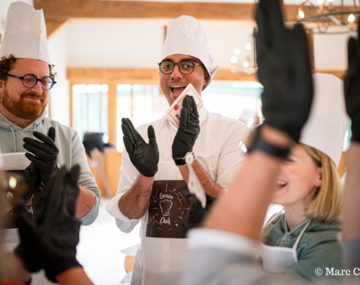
[171,63,183,79]
[31,80,43,94]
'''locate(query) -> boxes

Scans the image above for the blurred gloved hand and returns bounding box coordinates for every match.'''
[122,118,159,177]
[23,127,59,183]
[15,165,82,282]
[172,96,200,165]
[182,193,217,231]
[22,163,41,202]
[345,20,360,143]
[256,0,313,142]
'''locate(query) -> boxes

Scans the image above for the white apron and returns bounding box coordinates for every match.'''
[131,159,192,285]
[261,212,311,273]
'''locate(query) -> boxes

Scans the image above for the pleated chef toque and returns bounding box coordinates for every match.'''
[0,1,50,64]
[300,73,349,167]
[161,15,218,89]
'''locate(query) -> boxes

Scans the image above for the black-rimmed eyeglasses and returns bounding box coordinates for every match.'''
[7,73,57,90]
[158,60,201,75]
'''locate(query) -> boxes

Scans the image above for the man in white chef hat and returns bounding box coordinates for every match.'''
[0,3,100,226]
[107,15,250,285]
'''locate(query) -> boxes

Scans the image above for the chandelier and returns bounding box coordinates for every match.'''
[230,28,258,74]
[297,0,360,34]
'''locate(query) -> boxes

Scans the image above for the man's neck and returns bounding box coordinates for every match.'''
[0,105,35,129]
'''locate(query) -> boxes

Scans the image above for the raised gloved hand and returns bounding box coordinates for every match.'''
[256,0,313,142]
[122,118,159,177]
[172,95,200,165]
[23,127,59,183]
[182,193,217,231]
[15,165,82,282]
[344,20,360,143]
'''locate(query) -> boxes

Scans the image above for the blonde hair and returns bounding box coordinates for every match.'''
[301,143,342,222]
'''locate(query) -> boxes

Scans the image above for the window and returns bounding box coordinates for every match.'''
[72,84,109,142]
[202,81,263,127]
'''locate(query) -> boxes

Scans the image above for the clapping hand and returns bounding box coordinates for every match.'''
[23,127,59,184]
[122,118,159,177]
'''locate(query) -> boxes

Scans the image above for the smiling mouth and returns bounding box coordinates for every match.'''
[170,85,186,97]
[24,96,41,101]
[276,180,288,190]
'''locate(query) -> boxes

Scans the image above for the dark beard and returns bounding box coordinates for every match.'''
[1,88,46,120]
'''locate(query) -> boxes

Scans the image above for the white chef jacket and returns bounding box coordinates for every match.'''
[106,106,250,285]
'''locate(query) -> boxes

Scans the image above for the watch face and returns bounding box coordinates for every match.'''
[185,152,195,165]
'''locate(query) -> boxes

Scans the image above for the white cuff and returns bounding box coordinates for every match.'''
[106,194,141,232]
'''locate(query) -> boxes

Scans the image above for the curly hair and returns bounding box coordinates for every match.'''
[0,54,56,82]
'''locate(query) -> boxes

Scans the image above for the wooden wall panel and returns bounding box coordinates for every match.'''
[88,149,122,197]
[67,67,259,82]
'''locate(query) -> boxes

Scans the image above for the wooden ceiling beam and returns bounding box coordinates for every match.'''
[35,0,302,22]
[46,20,68,40]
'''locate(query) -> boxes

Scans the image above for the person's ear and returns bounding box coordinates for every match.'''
[314,168,323,187]
[0,79,4,94]
[203,70,210,87]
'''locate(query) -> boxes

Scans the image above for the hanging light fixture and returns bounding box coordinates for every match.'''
[230,28,258,74]
[297,0,360,34]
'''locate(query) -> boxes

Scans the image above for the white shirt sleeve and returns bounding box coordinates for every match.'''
[216,121,250,190]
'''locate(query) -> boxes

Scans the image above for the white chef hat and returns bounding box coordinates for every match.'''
[300,73,349,167]
[0,1,51,64]
[161,15,218,90]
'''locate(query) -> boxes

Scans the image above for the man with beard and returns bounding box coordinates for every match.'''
[107,15,250,285]
[0,2,100,228]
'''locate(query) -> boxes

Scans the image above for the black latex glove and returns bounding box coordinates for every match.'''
[345,20,360,143]
[172,96,200,163]
[182,193,217,231]
[256,0,313,142]
[23,127,59,183]
[15,166,82,282]
[12,164,42,272]
[122,118,159,177]
[22,163,41,202]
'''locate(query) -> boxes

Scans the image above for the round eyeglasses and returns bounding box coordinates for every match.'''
[158,60,201,75]
[7,73,57,90]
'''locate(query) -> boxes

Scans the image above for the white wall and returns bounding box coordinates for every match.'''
[314,33,352,71]
[67,22,164,68]
[66,20,255,71]
[48,25,70,126]
[204,25,254,69]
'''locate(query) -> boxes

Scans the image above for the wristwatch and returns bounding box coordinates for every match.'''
[174,152,195,166]
[247,126,290,160]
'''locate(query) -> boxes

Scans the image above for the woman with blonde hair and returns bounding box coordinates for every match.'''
[260,73,348,281]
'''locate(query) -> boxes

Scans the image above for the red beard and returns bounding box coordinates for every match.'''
[1,88,46,120]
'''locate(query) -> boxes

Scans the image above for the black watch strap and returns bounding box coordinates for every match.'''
[247,126,290,159]
[174,152,195,166]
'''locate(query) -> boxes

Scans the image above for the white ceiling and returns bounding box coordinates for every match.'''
[62,20,349,71]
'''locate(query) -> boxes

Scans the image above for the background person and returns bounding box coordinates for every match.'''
[0,165,94,285]
[106,15,250,285]
[0,2,100,225]
[261,73,348,282]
